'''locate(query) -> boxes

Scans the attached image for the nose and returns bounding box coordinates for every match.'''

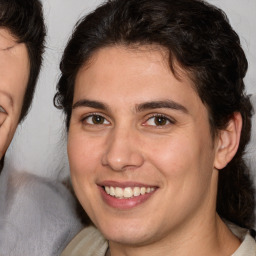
[101,127,144,172]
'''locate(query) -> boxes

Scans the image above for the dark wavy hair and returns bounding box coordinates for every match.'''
[54,0,255,228]
[0,0,46,122]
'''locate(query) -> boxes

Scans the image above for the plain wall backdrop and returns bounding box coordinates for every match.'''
[3,0,256,180]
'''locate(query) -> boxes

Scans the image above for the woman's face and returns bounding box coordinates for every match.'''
[68,45,220,247]
[0,28,29,159]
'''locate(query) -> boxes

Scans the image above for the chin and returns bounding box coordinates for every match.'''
[96,218,156,246]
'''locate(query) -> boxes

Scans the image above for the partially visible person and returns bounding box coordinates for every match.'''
[55,0,256,255]
[0,0,45,170]
[0,1,83,255]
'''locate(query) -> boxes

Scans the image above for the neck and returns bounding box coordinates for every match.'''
[108,215,241,256]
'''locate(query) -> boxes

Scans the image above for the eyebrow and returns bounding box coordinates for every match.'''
[72,99,109,111]
[0,40,17,51]
[136,100,188,113]
[73,99,188,114]
[0,32,18,51]
[0,90,14,107]
[2,45,16,51]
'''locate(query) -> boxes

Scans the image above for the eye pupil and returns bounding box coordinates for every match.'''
[92,115,104,124]
[154,117,167,126]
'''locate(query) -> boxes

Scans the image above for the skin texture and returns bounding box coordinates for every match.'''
[0,28,29,159]
[68,45,242,256]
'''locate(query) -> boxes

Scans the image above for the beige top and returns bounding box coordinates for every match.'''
[61,226,108,256]
[61,224,256,256]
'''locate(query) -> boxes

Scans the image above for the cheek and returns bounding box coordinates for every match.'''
[146,135,194,173]
[67,133,100,211]
[145,129,215,183]
[67,131,102,178]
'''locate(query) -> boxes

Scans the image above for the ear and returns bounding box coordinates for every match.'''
[0,116,13,159]
[214,112,242,170]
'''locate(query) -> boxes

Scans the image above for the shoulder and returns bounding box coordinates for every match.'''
[61,226,108,256]
[0,171,83,256]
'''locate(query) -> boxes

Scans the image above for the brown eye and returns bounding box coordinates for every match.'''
[92,115,105,124]
[154,116,168,126]
[143,115,174,127]
[83,114,110,125]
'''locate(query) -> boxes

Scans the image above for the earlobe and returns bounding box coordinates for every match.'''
[214,112,242,170]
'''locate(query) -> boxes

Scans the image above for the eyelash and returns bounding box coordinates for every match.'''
[81,113,110,126]
[143,114,175,127]
[81,113,175,128]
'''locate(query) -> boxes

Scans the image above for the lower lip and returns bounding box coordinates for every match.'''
[98,186,156,210]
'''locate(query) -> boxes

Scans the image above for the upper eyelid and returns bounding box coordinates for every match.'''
[145,113,175,122]
[78,111,176,126]
[81,112,110,122]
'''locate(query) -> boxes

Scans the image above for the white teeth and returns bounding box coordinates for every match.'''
[110,186,115,196]
[115,187,123,198]
[133,187,141,196]
[105,186,110,194]
[123,187,133,198]
[104,186,155,199]
[141,187,146,195]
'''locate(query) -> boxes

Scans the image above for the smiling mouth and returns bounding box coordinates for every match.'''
[104,186,155,199]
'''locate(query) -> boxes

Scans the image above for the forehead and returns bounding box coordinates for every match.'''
[75,45,198,100]
[0,28,29,109]
[0,33,29,81]
[0,27,28,69]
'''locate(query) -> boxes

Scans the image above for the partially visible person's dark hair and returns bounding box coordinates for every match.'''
[54,0,255,229]
[0,0,46,122]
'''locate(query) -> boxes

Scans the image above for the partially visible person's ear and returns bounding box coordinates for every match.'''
[214,112,242,170]
[0,115,13,159]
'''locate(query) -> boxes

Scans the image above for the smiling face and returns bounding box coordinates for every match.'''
[68,45,222,249]
[0,28,29,159]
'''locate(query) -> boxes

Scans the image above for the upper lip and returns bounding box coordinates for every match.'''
[98,180,158,188]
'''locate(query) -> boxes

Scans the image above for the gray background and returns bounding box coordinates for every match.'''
[3,0,256,180]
